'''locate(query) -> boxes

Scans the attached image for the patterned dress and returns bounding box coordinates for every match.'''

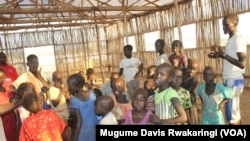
[196,83,234,125]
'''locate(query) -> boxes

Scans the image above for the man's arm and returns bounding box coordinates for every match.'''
[222,52,246,69]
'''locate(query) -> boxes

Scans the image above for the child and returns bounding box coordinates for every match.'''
[108,77,132,125]
[125,88,152,125]
[48,70,70,123]
[94,95,118,125]
[19,91,67,141]
[149,63,187,125]
[85,68,99,90]
[172,67,192,125]
[181,59,200,124]
[155,39,169,66]
[196,66,234,125]
[67,73,98,141]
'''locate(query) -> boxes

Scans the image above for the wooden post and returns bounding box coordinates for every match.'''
[174,0,183,42]
[123,0,128,44]
[94,11,105,84]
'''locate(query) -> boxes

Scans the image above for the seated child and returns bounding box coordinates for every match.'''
[94,95,118,125]
[125,88,153,125]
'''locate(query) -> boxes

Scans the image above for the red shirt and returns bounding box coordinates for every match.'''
[19,110,66,141]
[0,64,18,81]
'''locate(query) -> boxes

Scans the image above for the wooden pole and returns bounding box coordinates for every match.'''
[123,0,128,44]
[174,0,183,42]
[94,11,105,84]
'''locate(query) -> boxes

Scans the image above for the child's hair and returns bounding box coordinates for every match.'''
[22,91,41,114]
[95,95,114,113]
[86,68,94,78]
[124,44,133,51]
[27,54,38,62]
[171,40,183,48]
[67,73,85,88]
[203,66,216,76]
[158,63,175,77]
[224,13,239,25]
[93,88,103,97]
[17,82,36,96]
[155,39,165,47]
[131,88,149,101]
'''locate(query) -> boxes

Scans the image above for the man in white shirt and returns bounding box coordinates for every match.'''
[119,45,143,100]
[212,13,246,125]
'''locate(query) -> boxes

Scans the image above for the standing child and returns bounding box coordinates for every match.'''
[125,88,152,125]
[172,67,192,125]
[155,39,169,66]
[48,70,70,123]
[108,78,132,125]
[94,95,118,125]
[149,63,187,125]
[67,73,98,141]
[196,66,234,125]
[19,92,67,141]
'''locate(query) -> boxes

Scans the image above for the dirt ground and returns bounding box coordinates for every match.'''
[96,73,250,125]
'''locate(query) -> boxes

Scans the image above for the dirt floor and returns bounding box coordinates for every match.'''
[96,72,250,125]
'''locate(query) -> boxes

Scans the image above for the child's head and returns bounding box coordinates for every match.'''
[67,73,85,96]
[110,72,119,88]
[52,70,64,88]
[0,68,6,86]
[171,40,183,54]
[131,88,149,111]
[171,55,181,68]
[171,67,183,89]
[146,65,157,78]
[17,82,36,98]
[123,44,133,58]
[23,91,42,114]
[189,59,199,75]
[86,68,95,80]
[144,78,157,92]
[154,63,174,87]
[203,66,216,83]
[112,77,125,96]
[26,54,39,74]
[94,95,114,116]
[93,88,103,98]
[155,39,165,53]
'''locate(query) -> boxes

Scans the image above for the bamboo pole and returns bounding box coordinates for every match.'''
[94,11,105,84]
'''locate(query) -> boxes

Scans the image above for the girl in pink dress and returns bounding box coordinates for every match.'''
[125,88,153,125]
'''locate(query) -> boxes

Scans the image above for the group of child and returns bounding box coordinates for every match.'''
[0,39,236,141]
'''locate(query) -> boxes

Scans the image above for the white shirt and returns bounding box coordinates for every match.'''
[120,57,141,82]
[223,33,246,79]
[156,54,168,66]
[99,112,118,125]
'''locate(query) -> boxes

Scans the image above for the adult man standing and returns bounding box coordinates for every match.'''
[212,13,246,125]
[119,45,143,100]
